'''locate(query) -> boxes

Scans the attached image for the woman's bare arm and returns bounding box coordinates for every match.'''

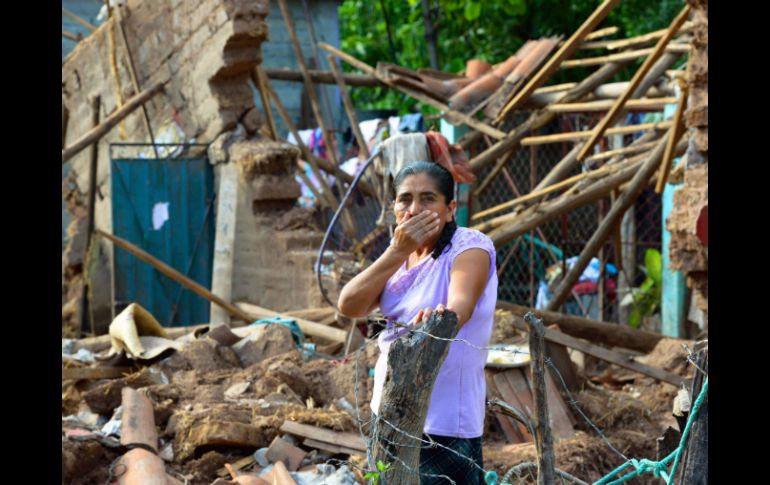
[338,210,441,317]
[413,248,490,326]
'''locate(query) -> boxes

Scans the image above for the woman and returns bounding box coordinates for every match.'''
[338,161,498,484]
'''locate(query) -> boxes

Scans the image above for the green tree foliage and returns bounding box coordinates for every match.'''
[338,0,686,112]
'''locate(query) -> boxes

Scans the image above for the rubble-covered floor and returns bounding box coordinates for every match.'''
[63,311,697,484]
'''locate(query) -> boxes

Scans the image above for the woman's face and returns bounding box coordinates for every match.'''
[394,172,457,229]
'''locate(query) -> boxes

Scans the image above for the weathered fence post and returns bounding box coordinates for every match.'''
[525,312,556,485]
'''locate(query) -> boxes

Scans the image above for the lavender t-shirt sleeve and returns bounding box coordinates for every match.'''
[447,228,497,276]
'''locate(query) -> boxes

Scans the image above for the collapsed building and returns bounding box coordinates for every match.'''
[62,0,708,483]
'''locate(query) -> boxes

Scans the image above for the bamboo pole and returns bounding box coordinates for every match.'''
[656,70,691,193]
[318,42,507,140]
[62,7,96,31]
[576,5,692,161]
[547,128,683,311]
[472,155,644,221]
[96,229,254,323]
[469,61,627,180]
[481,134,687,245]
[583,26,619,41]
[62,81,166,163]
[327,53,385,207]
[327,55,370,160]
[521,120,672,146]
[547,97,677,113]
[561,43,690,68]
[261,74,339,211]
[585,140,659,162]
[496,0,621,122]
[252,67,278,140]
[602,21,693,51]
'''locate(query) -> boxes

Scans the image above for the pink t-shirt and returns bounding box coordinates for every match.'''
[370,227,498,438]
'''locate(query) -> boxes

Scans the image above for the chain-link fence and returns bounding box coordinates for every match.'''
[471,113,663,325]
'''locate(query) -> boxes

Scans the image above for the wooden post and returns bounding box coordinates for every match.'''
[496,0,621,121]
[62,7,96,31]
[62,98,69,149]
[372,311,461,482]
[547,130,678,312]
[524,312,556,485]
[679,350,708,484]
[80,95,101,336]
[576,5,692,161]
[660,100,687,338]
[62,81,166,163]
[209,163,238,325]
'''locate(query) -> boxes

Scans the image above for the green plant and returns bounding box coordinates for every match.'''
[620,248,663,328]
[364,460,392,484]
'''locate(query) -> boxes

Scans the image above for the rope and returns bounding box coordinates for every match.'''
[593,377,708,485]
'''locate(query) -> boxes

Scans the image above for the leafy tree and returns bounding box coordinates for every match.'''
[338,0,686,113]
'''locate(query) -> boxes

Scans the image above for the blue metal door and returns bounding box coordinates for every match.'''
[111,155,215,326]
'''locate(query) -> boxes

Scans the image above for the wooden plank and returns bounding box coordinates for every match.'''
[303,438,363,456]
[485,370,526,443]
[496,302,665,353]
[521,120,672,145]
[216,456,255,478]
[546,368,579,428]
[493,370,533,441]
[511,320,684,387]
[279,421,365,452]
[62,366,135,381]
[524,313,556,483]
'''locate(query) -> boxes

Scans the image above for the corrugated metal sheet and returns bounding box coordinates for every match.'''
[111,158,214,326]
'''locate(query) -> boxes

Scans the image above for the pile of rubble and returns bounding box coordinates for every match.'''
[62,304,373,484]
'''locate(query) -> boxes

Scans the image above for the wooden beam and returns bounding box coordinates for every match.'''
[263,67,384,87]
[318,42,507,140]
[521,120,672,146]
[62,30,82,41]
[235,302,347,343]
[469,61,627,178]
[498,302,664,353]
[96,229,254,323]
[656,83,689,193]
[496,0,621,121]
[547,131,675,311]
[547,97,677,113]
[252,67,278,140]
[62,7,96,31]
[576,5,692,161]
[561,43,690,69]
[472,155,642,221]
[585,140,660,162]
[511,319,684,387]
[62,81,166,163]
[327,55,370,160]
[279,421,365,452]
